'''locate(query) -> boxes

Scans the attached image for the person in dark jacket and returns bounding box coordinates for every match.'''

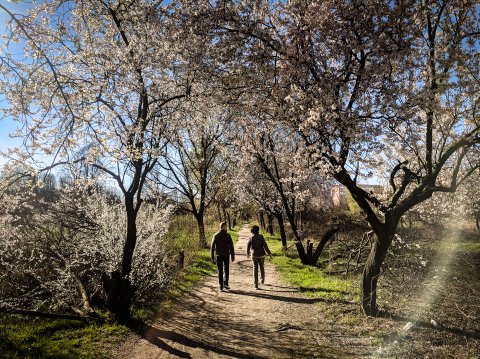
[211,222,235,291]
[247,225,271,289]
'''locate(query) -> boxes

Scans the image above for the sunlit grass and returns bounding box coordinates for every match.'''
[0,317,128,358]
[263,233,355,301]
[439,240,480,252]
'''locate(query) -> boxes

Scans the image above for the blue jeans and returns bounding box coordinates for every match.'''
[252,257,265,287]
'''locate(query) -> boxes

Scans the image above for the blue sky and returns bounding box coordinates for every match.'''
[0,1,35,156]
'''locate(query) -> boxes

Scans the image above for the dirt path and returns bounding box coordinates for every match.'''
[123,226,372,358]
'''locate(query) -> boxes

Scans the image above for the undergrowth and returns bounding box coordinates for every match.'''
[263,232,356,301]
[0,216,239,358]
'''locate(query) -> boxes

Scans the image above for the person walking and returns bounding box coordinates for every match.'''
[247,225,271,289]
[211,222,235,291]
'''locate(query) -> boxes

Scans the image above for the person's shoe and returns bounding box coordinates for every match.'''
[224,284,230,290]
[261,279,264,285]
[220,287,224,291]
[255,285,259,289]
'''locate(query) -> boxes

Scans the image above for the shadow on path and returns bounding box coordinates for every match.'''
[228,289,326,304]
[130,323,267,359]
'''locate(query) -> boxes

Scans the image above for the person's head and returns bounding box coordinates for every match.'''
[251,225,260,234]
[220,222,227,231]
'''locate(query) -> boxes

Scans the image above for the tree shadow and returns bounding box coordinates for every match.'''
[264,284,298,290]
[380,311,480,339]
[228,289,326,304]
[129,321,269,359]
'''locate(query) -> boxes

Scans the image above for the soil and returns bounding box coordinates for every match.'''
[117,225,480,358]
[119,226,374,358]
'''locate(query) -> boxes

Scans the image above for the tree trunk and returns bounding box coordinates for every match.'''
[267,212,274,235]
[121,195,137,277]
[226,211,232,230]
[196,214,208,248]
[103,194,137,323]
[361,230,394,316]
[102,271,135,323]
[258,211,266,230]
[217,202,223,221]
[294,240,308,264]
[70,270,96,317]
[311,228,339,264]
[275,212,287,249]
[285,210,307,263]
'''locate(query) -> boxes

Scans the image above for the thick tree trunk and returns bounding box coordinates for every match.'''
[311,228,339,264]
[102,271,135,323]
[285,210,307,263]
[275,212,287,249]
[121,196,137,277]
[361,230,394,316]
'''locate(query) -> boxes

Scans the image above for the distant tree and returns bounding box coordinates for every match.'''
[155,108,231,247]
[235,121,314,256]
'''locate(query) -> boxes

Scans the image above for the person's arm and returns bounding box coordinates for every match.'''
[229,234,235,262]
[262,236,272,256]
[210,236,216,262]
[247,238,252,258]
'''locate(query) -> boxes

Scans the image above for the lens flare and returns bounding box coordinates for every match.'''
[375,202,462,357]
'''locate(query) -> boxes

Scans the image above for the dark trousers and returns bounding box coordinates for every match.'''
[253,257,265,287]
[216,255,230,289]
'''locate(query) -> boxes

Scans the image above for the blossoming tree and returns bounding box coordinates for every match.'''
[211,0,480,315]
[0,0,195,321]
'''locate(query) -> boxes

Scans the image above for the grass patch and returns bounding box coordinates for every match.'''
[264,233,355,301]
[0,316,128,358]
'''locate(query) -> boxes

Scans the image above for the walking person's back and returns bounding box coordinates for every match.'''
[211,222,235,291]
[247,225,271,289]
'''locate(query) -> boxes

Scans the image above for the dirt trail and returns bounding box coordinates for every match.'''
[124,225,372,358]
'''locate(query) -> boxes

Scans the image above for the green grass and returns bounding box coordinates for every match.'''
[430,237,480,253]
[264,232,355,301]
[0,316,128,358]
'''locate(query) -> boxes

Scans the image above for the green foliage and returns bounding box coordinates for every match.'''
[264,233,355,301]
[345,191,361,215]
[0,316,128,358]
